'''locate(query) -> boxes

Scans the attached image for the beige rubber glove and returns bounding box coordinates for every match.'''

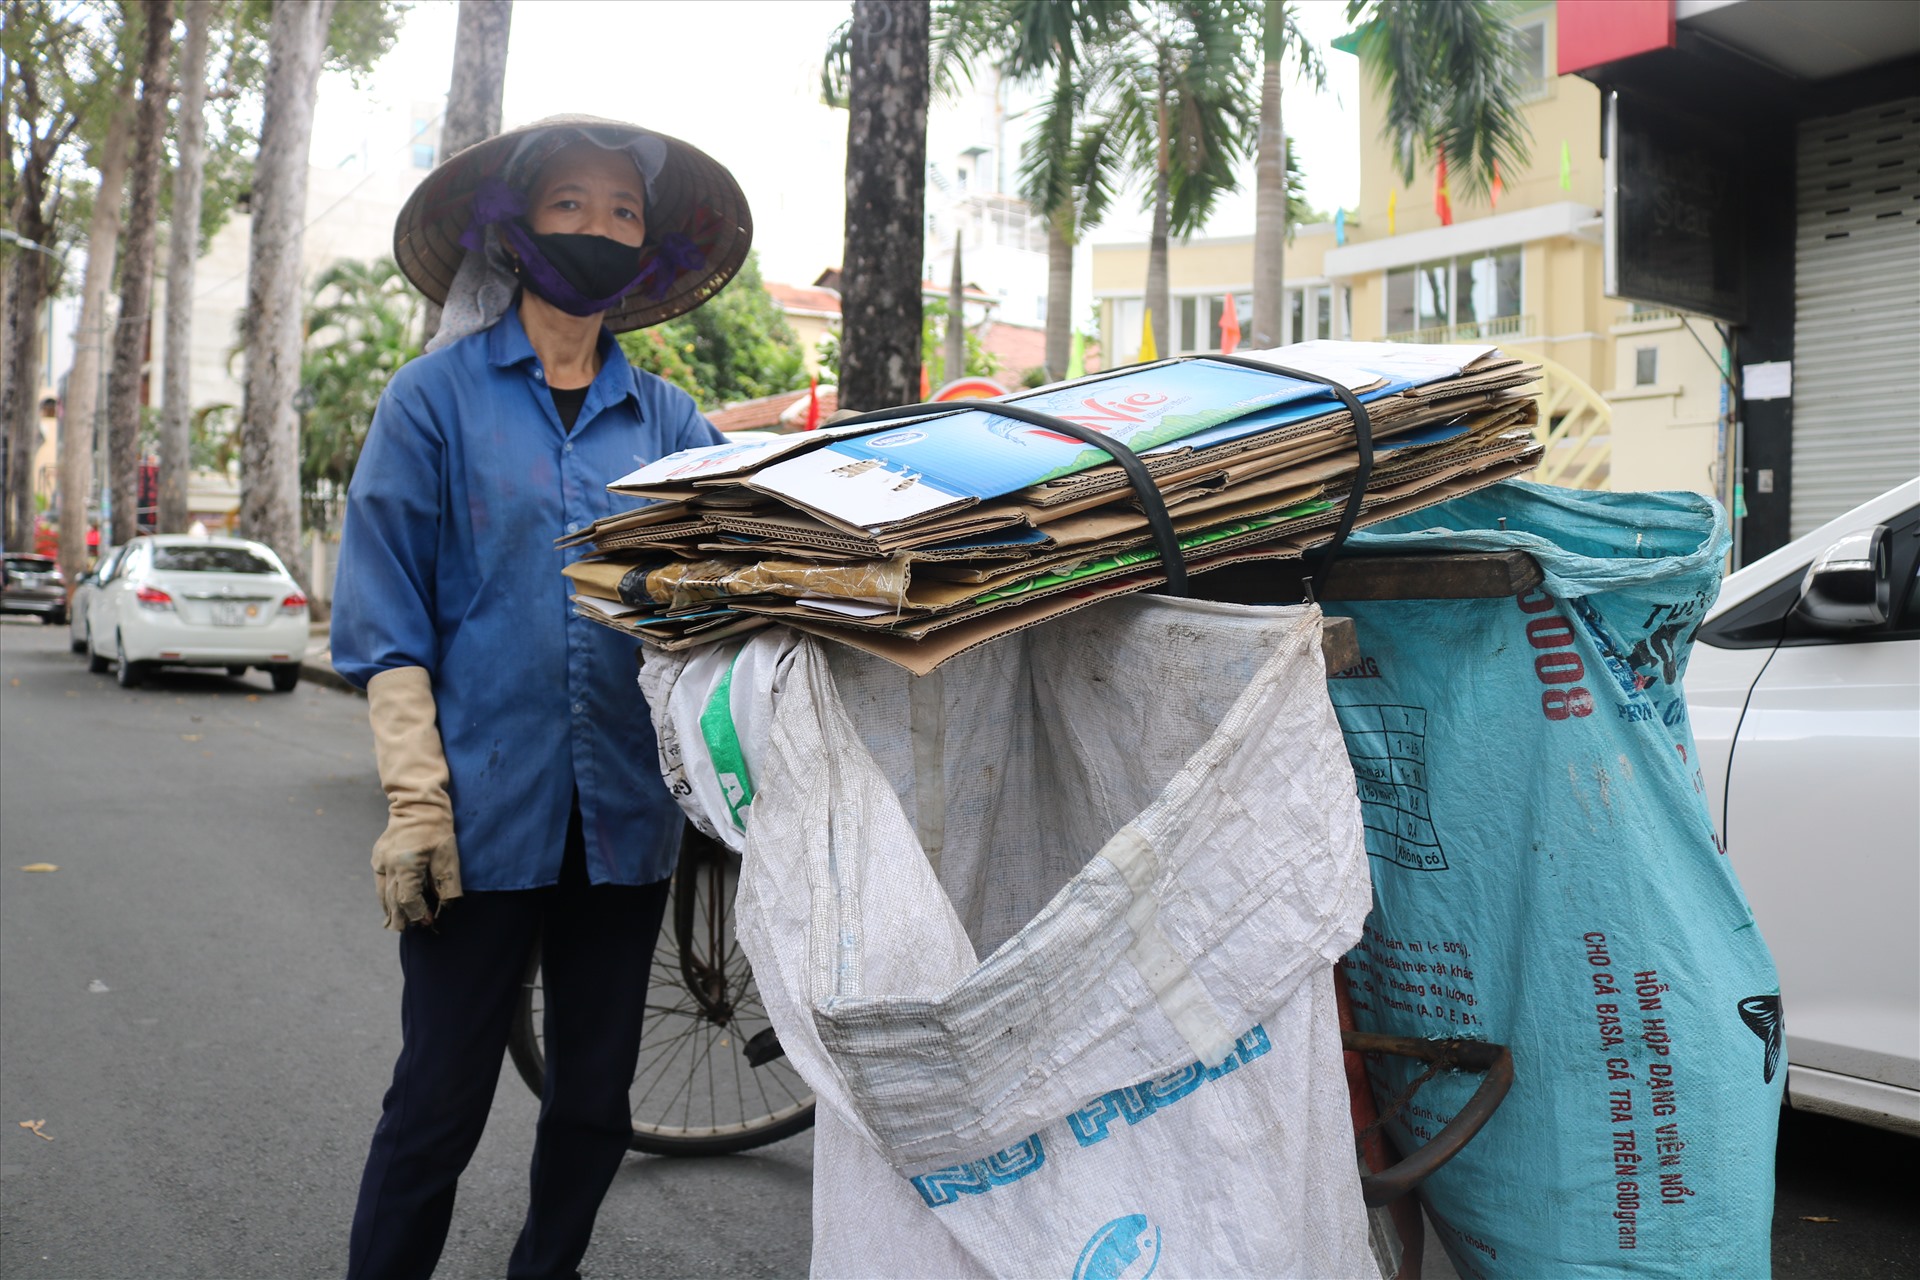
[366,665,463,930]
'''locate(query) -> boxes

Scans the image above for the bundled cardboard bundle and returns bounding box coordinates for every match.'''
[562,341,1544,674]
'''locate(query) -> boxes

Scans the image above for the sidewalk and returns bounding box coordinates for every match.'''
[302,623,359,695]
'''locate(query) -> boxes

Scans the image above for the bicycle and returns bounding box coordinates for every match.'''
[506,822,816,1156]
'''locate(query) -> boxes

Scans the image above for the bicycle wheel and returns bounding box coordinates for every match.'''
[507,825,816,1157]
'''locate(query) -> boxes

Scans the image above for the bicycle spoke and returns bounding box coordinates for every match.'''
[519,835,815,1152]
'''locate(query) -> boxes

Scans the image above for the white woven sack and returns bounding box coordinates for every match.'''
[643,597,1376,1278]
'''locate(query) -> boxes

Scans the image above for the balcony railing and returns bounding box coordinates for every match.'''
[1384,314,1533,345]
[1617,306,1685,325]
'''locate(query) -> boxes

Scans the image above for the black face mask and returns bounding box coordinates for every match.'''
[515,229,646,316]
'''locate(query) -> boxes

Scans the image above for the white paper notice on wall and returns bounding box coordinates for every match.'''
[1743,361,1792,401]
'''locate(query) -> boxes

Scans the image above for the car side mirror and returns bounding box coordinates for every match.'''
[1794,525,1891,629]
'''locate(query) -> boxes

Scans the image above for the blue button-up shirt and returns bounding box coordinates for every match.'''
[332,308,724,889]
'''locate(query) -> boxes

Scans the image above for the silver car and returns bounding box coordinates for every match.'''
[2,553,67,625]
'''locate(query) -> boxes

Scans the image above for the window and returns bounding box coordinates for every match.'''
[1284,286,1334,343]
[151,545,279,574]
[1634,347,1659,387]
[1114,297,1144,363]
[412,143,435,169]
[1167,293,1255,352]
[1513,16,1550,100]
[1387,248,1523,336]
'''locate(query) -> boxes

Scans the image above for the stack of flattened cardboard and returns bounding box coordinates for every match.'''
[561,341,1544,674]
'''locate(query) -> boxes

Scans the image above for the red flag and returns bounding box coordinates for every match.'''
[920,363,932,401]
[1435,148,1453,226]
[1490,161,1504,211]
[804,374,821,430]
[1219,292,1242,354]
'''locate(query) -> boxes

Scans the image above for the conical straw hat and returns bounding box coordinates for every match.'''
[393,114,753,332]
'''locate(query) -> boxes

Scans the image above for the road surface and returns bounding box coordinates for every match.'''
[2,617,1914,1278]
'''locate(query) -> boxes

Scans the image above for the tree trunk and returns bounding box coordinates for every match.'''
[0,256,12,541]
[1,232,50,551]
[238,0,336,586]
[1144,85,1170,358]
[1041,53,1073,382]
[159,0,211,534]
[1249,1,1286,350]
[944,230,964,386]
[838,0,928,410]
[105,0,174,546]
[59,82,135,582]
[1044,214,1072,380]
[421,0,513,344]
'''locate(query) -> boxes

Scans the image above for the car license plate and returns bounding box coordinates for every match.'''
[211,602,258,626]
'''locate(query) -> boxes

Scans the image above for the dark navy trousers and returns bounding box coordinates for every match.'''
[347,806,671,1280]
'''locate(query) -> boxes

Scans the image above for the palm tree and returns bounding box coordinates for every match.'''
[300,258,420,535]
[1004,0,1124,380]
[1102,1,1257,357]
[1345,0,1531,200]
[1249,0,1324,349]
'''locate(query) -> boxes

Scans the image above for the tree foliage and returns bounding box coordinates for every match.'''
[820,0,999,110]
[1345,0,1531,199]
[618,252,809,410]
[813,299,998,388]
[1100,1,1259,236]
[297,256,419,534]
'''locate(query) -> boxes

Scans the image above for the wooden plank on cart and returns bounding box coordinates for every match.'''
[1320,551,1544,601]
[1195,551,1545,606]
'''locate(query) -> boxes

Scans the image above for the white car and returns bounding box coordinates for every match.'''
[84,535,311,692]
[68,543,126,655]
[1686,478,1920,1136]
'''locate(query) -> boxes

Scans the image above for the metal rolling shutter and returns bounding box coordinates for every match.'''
[1791,97,1920,537]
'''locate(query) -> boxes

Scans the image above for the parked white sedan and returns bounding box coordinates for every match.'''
[85,535,310,691]
[1686,478,1920,1136]
[68,543,127,655]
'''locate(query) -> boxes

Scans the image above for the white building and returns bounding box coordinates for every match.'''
[923,72,1055,333]
[171,98,443,416]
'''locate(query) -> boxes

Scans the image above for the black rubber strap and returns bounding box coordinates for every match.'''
[828,400,1190,596]
[1195,355,1375,599]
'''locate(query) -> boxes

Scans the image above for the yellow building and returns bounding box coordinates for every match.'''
[1094,1,1728,497]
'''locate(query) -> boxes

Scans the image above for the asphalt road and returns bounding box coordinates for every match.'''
[2,616,1915,1280]
[0,620,811,1279]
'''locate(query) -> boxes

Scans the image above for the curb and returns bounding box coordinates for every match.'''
[300,655,362,696]
[302,623,362,696]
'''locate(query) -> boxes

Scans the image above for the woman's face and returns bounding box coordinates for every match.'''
[524,142,648,246]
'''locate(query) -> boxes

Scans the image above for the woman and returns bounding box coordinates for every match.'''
[332,117,751,1280]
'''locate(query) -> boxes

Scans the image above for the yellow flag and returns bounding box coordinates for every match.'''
[1139,307,1158,363]
[1388,189,1397,236]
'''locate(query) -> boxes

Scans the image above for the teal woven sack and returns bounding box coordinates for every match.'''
[1325,480,1783,1277]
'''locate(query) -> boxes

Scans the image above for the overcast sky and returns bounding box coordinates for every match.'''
[309,0,1364,286]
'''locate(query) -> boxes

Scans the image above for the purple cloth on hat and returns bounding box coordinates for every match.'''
[459,178,705,316]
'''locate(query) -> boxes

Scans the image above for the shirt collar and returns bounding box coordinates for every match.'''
[485,305,642,416]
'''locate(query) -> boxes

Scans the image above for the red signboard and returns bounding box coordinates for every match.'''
[1557,0,1675,76]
